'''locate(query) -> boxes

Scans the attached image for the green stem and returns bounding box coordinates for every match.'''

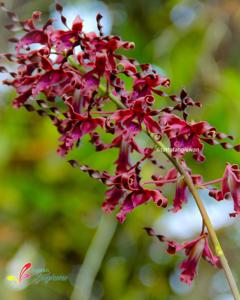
[98,84,240,300]
[70,214,117,300]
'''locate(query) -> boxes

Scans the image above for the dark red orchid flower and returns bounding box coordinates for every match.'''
[160,113,215,162]
[110,96,161,135]
[151,167,202,212]
[209,163,240,217]
[145,228,221,284]
[222,163,240,217]
[103,167,168,223]
[50,15,83,52]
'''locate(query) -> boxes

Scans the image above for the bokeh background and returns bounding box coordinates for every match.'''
[1,0,240,299]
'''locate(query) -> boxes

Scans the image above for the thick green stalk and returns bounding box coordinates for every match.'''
[70,214,117,300]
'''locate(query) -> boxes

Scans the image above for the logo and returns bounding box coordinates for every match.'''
[6,262,69,287]
[6,263,32,285]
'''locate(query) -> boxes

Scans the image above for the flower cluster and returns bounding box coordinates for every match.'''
[1,2,240,285]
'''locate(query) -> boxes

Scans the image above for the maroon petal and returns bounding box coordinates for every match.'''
[144,115,161,134]
[72,15,83,32]
[222,163,240,216]
[150,189,168,208]
[144,229,183,254]
[32,70,71,96]
[179,236,205,285]
[171,177,188,212]
[202,237,221,268]
[116,191,147,223]
[209,189,224,201]
[102,188,125,213]
[16,30,49,52]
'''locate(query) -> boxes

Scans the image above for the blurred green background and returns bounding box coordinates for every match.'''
[1,0,240,299]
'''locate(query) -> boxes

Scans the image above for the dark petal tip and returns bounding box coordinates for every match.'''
[68,160,79,168]
[234,144,240,152]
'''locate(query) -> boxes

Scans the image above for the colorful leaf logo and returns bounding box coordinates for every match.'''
[19,263,32,283]
[6,263,32,284]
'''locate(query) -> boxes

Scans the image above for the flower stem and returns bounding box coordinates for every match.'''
[98,84,240,300]
[201,177,223,186]
[143,178,177,185]
[70,214,117,300]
